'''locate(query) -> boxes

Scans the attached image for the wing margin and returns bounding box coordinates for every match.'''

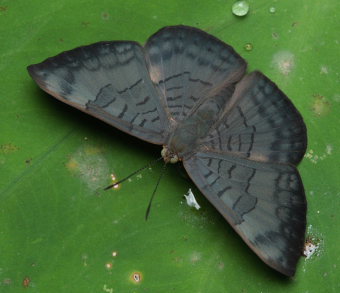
[183,151,306,276]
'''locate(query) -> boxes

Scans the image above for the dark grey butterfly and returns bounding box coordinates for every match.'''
[27,25,307,276]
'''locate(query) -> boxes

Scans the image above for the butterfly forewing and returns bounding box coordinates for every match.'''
[183,151,306,276]
[144,26,247,123]
[27,41,169,144]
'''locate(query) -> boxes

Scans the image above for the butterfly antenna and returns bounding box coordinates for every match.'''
[145,162,167,221]
[104,156,163,190]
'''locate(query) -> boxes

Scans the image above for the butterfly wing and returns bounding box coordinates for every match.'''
[144,26,247,123]
[198,71,307,165]
[27,41,169,144]
[183,151,306,276]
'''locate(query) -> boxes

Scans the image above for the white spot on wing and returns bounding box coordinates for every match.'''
[184,189,201,210]
[149,66,162,83]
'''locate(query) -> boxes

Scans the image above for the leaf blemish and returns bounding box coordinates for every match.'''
[303,237,320,259]
[304,144,333,164]
[190,251,202,264]
[110,173,121,190]
[103,284,113,293]
[22,276,30,288]
[271,50,295,75]
[0,143,19,154]
[312,94,331,116]
[303,225,324,260]
[66,145,111,190]
[130,272,142,283]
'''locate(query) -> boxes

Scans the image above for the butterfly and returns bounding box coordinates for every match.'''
[27,25,307,276]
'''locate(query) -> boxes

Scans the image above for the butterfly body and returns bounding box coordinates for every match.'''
[28,25,307,277]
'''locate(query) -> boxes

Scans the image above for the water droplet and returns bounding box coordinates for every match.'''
[244,43,253,51]
[269,7,276,13]
[232,1,249,17]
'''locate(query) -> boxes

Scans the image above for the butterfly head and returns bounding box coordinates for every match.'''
[161,146,179,164]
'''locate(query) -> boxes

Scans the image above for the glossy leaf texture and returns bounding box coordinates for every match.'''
[0,0,339,292]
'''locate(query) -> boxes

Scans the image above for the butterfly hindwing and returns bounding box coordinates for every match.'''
[27,41,169,144]
[198,71,307,165]
[183,151,306,276]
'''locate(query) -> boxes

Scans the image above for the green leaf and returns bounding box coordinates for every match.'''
[0,0,339,292]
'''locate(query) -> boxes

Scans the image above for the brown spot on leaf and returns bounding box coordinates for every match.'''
[312,94,331,116]
[130,272,142,283]
[23,277,30,288]
[0,143,19,154]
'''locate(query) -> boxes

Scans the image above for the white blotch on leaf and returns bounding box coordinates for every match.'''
[326,144,333,155]
[105,262,113,270]
[271,51,295,75]
[184,189,201,210]
[304,144,333,164]
[82,253,88,266]
[304,239,319,259]
[303,225,323,261]
[103,284,113,293]
[320,65,329,74]
[333,94,340,103]
[66,145,110,191]
[190,251,202,264]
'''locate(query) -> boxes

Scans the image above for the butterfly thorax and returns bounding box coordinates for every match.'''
[163,107,218,162]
